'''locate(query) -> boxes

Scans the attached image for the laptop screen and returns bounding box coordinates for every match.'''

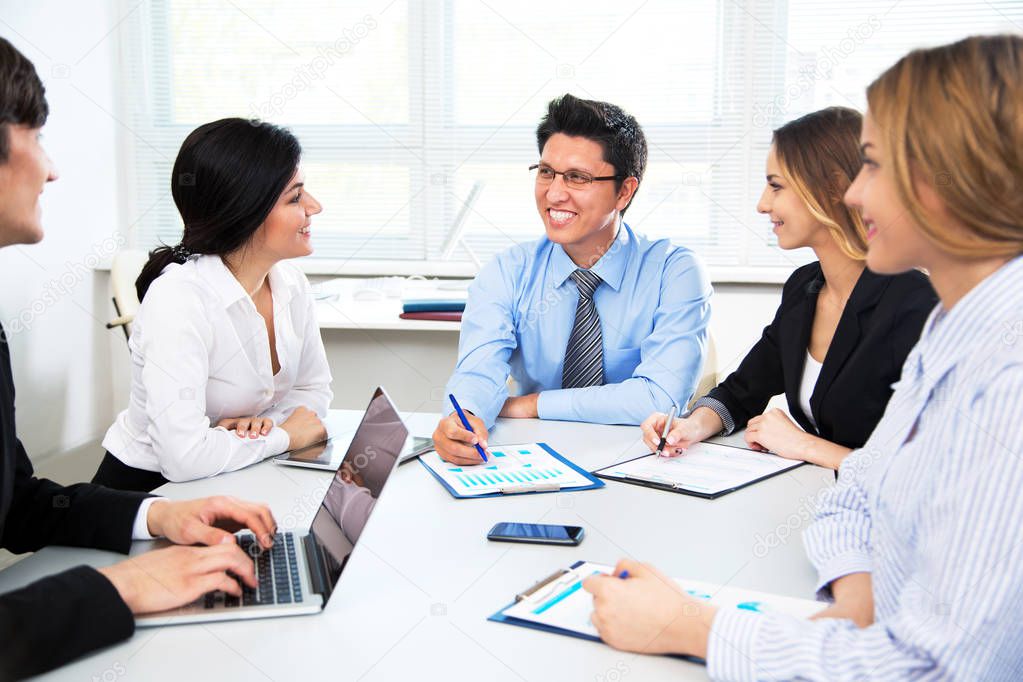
[306,387,408,597]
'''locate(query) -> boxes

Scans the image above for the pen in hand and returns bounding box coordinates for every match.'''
[655,404,679,457]
[448,393,489,463]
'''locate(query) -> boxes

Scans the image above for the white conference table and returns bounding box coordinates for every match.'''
[1,411,834,682]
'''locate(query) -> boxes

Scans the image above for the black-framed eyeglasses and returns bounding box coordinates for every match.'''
[529,163,620,189]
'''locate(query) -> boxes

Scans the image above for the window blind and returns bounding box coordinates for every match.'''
[119,0,1023,276]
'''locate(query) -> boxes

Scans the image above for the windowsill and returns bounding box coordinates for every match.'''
[91,258,791,285]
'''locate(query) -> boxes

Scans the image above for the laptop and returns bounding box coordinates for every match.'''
[136,386,409,626]
[274,397,432,471]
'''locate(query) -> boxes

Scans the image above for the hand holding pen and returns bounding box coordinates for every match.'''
[432,393,491,465]
[640,404,724,457]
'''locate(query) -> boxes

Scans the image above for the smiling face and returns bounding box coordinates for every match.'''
[756,145,824,251]
[843,112,943,274]
[249,168,322,261]
[534,133,636,264]
[0,124,58,247]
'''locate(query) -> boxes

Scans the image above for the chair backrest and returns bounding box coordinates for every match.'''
[107,249,149,340]
[689,330,719,410]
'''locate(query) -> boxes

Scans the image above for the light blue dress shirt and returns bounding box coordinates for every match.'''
[444,223,712,427]
[708,255,1023,680]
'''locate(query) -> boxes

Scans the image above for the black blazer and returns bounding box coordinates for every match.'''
[0,324,150,680]
[707,263,937,449]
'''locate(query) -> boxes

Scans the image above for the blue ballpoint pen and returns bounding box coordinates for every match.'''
[448,393,488,463]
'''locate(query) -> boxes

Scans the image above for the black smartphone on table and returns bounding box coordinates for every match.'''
[486,522,585,546]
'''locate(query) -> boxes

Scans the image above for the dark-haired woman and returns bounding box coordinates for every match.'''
[641,107,936,470]
[93,118,332,491]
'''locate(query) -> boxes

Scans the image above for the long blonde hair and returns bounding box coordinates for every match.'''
[867,34,1023,257]
[773,107,867,260]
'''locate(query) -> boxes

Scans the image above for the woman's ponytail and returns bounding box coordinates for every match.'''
[135,243,191,301]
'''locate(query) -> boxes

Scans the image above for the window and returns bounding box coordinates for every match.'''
[121,0,1023,279]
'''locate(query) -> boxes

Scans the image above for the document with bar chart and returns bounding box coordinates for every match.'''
[418,442,604,498]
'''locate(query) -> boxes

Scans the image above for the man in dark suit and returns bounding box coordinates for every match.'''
[0,37,280,680]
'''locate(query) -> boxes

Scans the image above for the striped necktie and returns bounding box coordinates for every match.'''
[561,268,605,389]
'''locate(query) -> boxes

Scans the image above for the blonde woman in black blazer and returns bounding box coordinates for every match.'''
[642,107,936,469]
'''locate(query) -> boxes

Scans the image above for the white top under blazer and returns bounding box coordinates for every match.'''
[103,255,333,481]
[798,350,823,430]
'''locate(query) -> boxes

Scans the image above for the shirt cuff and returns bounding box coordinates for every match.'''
[814,552,873,599]
[690,396,735,436]
[132,497,165,540]
[706,607,764,682]
[536,389,574,421]
[267,426,291,455]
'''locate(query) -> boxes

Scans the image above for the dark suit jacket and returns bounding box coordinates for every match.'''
[0,323,149,680]
[707,263,937,449]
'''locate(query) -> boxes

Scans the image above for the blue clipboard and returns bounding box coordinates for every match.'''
[487,559,703,664]
[418,442,604,499]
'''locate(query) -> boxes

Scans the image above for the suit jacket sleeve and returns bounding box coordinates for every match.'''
[0,383,148,678]
[1,436,149,554]
[704,274,801,430]
[0,438,147,680]
[0,565,135,680]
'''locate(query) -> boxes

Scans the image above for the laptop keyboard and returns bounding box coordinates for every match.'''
[203,532,303,609]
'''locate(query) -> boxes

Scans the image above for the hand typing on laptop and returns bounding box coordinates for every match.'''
[98,496,277,615]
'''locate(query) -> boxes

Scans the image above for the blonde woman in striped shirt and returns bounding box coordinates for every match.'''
[583,34,1023,680]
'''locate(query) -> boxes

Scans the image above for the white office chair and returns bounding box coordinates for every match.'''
[105,249,149,342]
[689,330,719,410]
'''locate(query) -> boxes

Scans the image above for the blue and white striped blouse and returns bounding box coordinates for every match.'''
[708,256,1023,680]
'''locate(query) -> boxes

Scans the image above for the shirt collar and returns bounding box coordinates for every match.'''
[195,255,299,309]
[550,222,633,292]
[913,254,1023,391]
[196,255,248,308]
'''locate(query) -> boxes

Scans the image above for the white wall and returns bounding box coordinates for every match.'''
[0,1,126,460]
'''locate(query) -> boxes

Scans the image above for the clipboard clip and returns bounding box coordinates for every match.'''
[621,473,682,489]
[499,481,562,494]
[515,568,570,602]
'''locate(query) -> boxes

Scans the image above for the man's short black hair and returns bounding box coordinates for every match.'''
[0,37,48,162]
[535,93,647,212]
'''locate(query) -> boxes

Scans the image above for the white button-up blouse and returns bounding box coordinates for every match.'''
[103,255,333,482]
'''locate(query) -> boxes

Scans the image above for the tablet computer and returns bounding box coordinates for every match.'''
[275,434,433,470]
[273,387,435,471]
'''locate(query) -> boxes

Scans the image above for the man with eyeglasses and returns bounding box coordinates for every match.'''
[433,94,712,465]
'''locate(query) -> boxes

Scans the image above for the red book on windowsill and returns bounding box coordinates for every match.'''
[399,311,463,322]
